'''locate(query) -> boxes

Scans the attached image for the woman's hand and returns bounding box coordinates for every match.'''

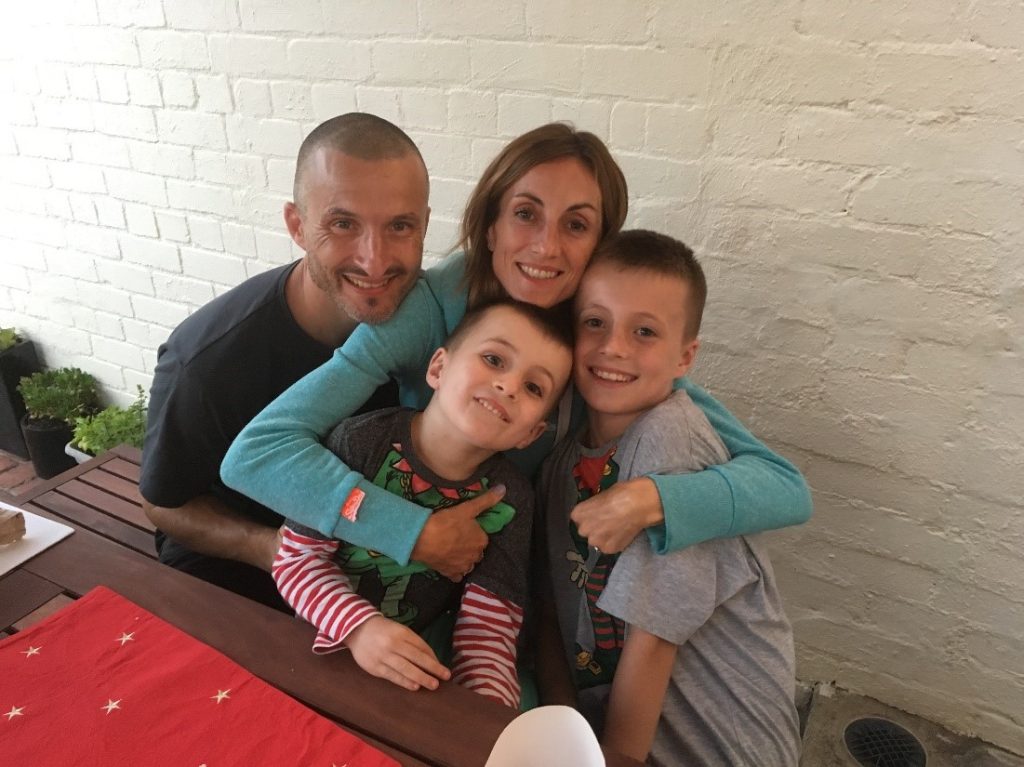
[569,477,663,554]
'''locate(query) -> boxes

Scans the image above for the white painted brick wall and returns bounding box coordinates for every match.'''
[2,1,1022,752]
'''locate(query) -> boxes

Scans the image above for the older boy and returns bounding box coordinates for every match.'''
[538,230,800,765]
[274,300,573,709]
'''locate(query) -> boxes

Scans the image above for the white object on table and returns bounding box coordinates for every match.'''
[485,704,606,767]
[0,500,74,577]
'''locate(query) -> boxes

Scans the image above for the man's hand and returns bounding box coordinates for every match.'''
[345,616,451,692]
[411,485,505,580]
[569,477,663,554]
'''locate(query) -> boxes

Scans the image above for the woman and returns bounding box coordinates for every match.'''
[221,123,810,572]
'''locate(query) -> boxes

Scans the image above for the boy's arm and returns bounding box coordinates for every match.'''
[221,281,489,577]
[450,583,523,708]
[572,380,812,554]
[602,626,678,761]
[273,524,450,691]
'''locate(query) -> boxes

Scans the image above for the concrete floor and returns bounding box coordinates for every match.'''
[798,684,1024,766]
[2,448,1021,765]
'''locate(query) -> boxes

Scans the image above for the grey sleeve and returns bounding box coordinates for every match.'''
[621,392,730,480]
[599,539,722,644]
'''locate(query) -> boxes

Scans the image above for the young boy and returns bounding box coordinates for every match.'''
[274,300,572,709]
[538,230,801,765]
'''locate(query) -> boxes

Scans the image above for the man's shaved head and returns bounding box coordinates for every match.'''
[293,112,428,209]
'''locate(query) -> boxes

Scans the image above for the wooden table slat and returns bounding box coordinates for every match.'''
[50,477,154,532]
[25,491,157,558]
[0,569,65,631]
[101,455,142,484]
[12,594,76,631]
[80,466,146,507]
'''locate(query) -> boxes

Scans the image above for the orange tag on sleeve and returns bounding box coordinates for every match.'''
[340,488,365,523]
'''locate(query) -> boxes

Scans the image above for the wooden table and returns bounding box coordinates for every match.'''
[1,447,641,767]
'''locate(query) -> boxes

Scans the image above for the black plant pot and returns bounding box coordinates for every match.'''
[0,340,41,459]
[21,415,76,479]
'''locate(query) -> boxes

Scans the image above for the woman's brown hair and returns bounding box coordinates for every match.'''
[458,123,628,308]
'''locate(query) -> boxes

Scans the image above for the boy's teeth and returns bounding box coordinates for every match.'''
[477,398,507,420]
[593,369,632,383]
[519,264,559,279]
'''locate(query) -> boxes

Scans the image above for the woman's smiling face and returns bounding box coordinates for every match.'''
[487,157,603,308]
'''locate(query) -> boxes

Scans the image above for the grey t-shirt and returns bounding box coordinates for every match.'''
[539,390,800,767]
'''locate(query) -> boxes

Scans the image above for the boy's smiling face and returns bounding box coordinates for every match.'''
[426,305,572,454]
[574,262,699,444]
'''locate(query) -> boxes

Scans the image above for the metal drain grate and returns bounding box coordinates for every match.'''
[844,717,927,767]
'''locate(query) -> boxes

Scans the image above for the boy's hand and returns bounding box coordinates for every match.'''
[570,477,662,554]
[411,485,505,580]
[345,616,451,692]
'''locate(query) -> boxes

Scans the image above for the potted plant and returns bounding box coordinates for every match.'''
[18,367,99,478]
[0,327,42,459]
[66,386,148,463]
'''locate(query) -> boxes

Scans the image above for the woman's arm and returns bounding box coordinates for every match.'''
[652,379,812,551]
[571,379,812,554]
[602,625,678,761]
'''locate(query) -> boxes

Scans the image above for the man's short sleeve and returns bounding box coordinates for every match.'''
[140,353,227,508]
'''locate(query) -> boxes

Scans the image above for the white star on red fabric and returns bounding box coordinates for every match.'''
[4,705,25,720]
[211,689,231,703]
[116,632,135,646]
[101,699,121,714]
[20,646,41,657]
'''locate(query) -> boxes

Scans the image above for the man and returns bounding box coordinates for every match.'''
[141,113,492,609]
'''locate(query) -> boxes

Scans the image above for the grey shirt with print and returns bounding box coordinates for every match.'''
[540,389,800,767]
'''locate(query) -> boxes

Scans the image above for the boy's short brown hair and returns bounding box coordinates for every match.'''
[587,229,707,340]
[446,298,574,355]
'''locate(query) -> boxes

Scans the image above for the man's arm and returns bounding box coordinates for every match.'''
[602,626,678,761]
[142,495,280,571]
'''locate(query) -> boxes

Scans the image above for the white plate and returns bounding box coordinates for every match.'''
[0,500,74,577]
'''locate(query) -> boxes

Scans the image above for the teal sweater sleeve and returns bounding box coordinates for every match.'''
[220,277,451,565]
[645,378,813,554]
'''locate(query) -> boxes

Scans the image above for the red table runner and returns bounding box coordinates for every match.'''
[0,586,398,766]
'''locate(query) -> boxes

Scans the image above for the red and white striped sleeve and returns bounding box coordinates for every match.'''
[450,582,524,708]
[272,525,382,654]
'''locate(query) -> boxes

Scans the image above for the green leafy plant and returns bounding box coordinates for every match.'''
[0,327,20,352]
[73,386,148,455]
[17,367,100,425]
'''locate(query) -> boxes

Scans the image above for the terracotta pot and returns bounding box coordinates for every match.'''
[21,414,75,479]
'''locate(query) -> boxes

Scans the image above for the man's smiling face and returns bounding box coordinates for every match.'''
[288,147,429,325]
